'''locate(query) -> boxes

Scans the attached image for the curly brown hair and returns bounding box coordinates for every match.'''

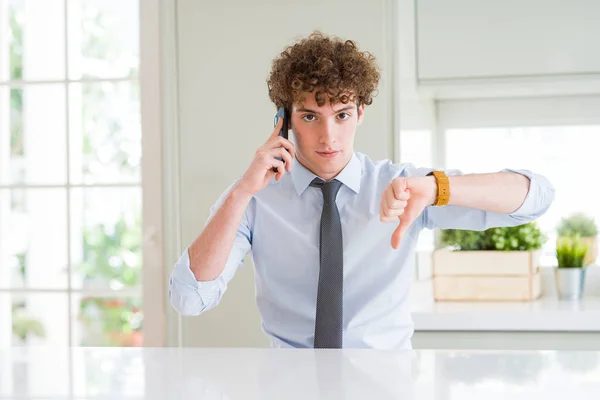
[267,31,380,110]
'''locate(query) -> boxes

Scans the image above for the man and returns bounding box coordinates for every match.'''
[168,32,555,349]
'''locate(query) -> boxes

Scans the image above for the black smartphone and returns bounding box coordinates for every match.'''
[274,106,290,139]
[273,107,290,172]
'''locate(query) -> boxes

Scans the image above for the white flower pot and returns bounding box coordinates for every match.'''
[554,267,587,300]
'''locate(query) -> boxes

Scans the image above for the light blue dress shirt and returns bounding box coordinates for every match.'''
[169,152,555,349]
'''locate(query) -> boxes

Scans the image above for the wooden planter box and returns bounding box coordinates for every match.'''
[432,249,542,301]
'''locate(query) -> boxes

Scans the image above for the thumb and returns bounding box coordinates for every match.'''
[391,216,411,249]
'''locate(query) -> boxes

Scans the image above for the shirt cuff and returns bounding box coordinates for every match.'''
[501,168,544,218]
[171,248,221,305]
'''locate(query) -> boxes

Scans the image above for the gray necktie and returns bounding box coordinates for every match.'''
[310,178,343,348]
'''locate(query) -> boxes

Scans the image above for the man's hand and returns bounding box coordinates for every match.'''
[380,176,437,249]
[236,117,294,197]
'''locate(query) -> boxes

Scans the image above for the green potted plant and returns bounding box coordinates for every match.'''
[441,222,546,252]
[433,222,547,301]
[556,213,597,265]
[555,235,589,300]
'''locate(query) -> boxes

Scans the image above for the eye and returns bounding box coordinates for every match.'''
[337,112,351,121]
[302,114,316,122]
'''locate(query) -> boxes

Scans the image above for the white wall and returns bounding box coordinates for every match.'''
[415,0,600,81]
[170,0,397,347]
[409,0,600,100]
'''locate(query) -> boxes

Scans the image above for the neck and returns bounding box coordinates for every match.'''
[296,154,353,181]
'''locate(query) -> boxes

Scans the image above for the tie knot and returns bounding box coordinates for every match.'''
[310,178,342,202]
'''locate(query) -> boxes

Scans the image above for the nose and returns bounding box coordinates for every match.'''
[318,120,337,146]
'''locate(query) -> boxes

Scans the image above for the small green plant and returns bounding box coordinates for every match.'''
[440,229,492,250]
[440,221,546,251]
[556,213,598,238]
[556,235,589,268]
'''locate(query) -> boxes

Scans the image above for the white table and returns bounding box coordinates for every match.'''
[1,347,600,399]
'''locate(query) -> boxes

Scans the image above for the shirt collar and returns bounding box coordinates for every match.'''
[291,152,362,196]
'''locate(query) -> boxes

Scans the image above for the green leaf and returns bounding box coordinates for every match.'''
[440,221,547,251]
[556,235,589,268]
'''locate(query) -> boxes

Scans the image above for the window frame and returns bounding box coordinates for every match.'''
[433,95,600,266]
[0,0,166,347]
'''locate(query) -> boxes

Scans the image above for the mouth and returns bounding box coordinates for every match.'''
[316,150,340,158]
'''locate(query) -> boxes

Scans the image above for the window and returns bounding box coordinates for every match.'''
[399,129,436,280]
[399,129,433,171]
[0,0,143,355]
[399,129,435,252]
[446,125,600,266]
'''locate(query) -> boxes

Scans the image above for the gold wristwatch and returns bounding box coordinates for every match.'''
[427,170,450,206]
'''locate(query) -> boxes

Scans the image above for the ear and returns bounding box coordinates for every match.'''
[356,104,365,125]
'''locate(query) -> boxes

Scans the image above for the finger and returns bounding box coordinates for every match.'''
[396,200,408,209]
[269,147,293,172]
[276,147,294,172]
[380,198,403,222]
[270,137,295,160]
[381,188,401,220]
[276,164,286,181]
[271,160,286,181]
[381,210,404,222]
[380,191,392,222]
[271,115,285,138]
[385,207,406,219]
[391,224,402,249]
[385,188,407,210]
[391,179,410,201]
[380,202,390,222]
[261,149,284,170]
[276,137,295,159]
[270,135,295,154]
[269,157,285,170]
[391,215,413,249]
[266,167,277,182]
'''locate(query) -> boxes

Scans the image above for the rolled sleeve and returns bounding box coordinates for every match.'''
[169,249,222,316]
[502,168,555,220]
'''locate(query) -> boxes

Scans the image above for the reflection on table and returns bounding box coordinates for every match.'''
[1,347,600,399]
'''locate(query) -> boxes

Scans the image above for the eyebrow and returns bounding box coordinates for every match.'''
[295,105,355,115]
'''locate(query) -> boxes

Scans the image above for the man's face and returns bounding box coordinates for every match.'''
[290,94,365,181]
